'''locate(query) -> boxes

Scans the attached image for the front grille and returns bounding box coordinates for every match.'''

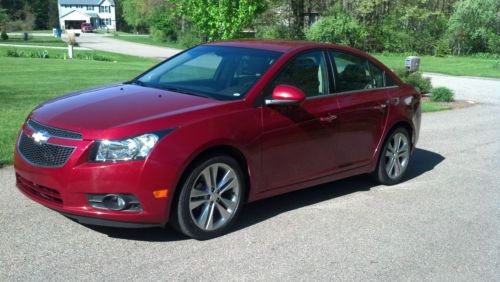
[18,132,75,167]
[16,174,63,205]
[28,119,82,140]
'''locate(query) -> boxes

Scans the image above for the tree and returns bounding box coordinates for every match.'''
[0,7,8,29]
[178,0,266,40]
[305,5,367,49]
[447,0,500,54]
[33,0,49,29]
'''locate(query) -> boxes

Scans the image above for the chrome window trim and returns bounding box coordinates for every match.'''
[304,85,399,101]
[27,119,82,141]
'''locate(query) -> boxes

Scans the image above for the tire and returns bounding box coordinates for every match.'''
[171,154,245,240]
[373,127,411,185]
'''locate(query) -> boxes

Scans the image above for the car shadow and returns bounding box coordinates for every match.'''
[80,148,444,241]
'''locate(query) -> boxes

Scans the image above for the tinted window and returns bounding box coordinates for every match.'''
[330,51,373,92]
[368,62,385,88]
[270,51,328,98]
[136,46,282,100]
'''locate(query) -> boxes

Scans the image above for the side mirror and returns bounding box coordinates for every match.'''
[265,84,306,106]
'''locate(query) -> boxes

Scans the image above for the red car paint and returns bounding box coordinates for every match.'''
[14,40,421,227]
[81,23,93,33]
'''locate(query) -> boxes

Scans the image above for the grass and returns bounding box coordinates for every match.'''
[0,46,157,166]
[30,30,55,34]
[0,35,67,47]
[112,33,184,49]
[421,101,451,112]
[373,53,500,78]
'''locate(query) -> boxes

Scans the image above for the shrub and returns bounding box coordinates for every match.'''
[178,32,202,48]
[1,30,7,40]
[447,0,500,54]
[433,38,450,57]
[149,10,178,42]
[6,49,24,57]
[393,68,432,93]
[3,48,113,62]
[306,5,367,49]
[4,20,33,32]
[431,87,454,102]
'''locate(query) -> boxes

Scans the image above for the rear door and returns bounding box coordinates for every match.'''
[328,50,391,170]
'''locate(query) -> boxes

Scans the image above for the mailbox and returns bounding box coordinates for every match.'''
[405,56,420,72]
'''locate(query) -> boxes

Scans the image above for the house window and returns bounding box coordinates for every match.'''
[86,5,94,11]
[99,6,110,13]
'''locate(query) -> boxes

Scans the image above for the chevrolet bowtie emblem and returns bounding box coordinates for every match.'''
[31,130,50,144]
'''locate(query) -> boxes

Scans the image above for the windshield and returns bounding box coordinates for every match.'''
[134,45,283,100]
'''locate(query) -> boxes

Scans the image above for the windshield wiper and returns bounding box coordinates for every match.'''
[159,86,210,99]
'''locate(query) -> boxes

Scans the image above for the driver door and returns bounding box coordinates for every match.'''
[259,50,340,191]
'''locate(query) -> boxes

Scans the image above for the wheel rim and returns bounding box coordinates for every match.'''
[189,163,241,231]
[384,132,410,179]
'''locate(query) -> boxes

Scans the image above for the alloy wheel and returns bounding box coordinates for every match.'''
[384,132,410,179]
[188,163,241,231]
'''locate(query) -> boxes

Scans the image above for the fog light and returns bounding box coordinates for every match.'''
[102,194,128,211]
[87,194,143,212]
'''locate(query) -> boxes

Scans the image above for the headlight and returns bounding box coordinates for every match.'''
[91,133,160,162]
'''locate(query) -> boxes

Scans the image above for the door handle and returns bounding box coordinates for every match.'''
[374,103,387,110]
[320,114,337,123]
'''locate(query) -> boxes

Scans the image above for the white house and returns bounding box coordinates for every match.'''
[58,0,116,30]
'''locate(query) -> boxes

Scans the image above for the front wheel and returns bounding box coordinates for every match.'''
[172,155,245,240]
[374,128,411,185]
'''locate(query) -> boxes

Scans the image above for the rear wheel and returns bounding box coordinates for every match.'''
[172,155,244,240]
[374,128,411,185]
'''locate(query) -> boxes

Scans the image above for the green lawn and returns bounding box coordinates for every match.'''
[373,53,500,78]
[0,46,157,166]
[421,101,451,112]
[112,33,184,49]
[0,35,67,47]
[30,30,55,34]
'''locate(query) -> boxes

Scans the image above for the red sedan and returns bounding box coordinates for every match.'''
[14,40,421,239]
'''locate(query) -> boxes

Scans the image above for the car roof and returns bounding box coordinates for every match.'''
[206,39,350,53]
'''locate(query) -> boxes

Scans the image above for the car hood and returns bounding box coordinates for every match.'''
[30,84,223,139]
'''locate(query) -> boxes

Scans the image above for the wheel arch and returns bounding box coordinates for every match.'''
[171,144,252,210]
[387,121,415,151]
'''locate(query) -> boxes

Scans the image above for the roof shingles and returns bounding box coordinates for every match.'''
[59,0,115,5]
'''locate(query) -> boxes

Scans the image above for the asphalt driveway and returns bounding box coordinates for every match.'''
[75,33,180,59]
[0,74,499,281]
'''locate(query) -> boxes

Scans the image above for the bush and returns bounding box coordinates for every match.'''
[1,30,7,40]
[306,5,367,49]
[447,0,500,54]
[431,87,454,102]
[433,38,450,57]
[6,49,48,58]
[178,32,202,48]
[393,68,432,93]
[4,20,33,32]
[148,10,178,42]
[4,48,113,62]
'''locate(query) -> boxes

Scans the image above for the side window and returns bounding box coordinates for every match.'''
[368,62,385,88]
[385,72,396,86]
[330,51,373,92]
[270,51,328,98]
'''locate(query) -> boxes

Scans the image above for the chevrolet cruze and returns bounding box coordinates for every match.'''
[14,40,421,239]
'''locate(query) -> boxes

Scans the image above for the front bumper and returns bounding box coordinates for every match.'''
[14,125,177,227]
[60,212,161,228]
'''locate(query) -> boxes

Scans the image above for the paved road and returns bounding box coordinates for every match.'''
[75,33,180,59]
[1,75,499,281]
